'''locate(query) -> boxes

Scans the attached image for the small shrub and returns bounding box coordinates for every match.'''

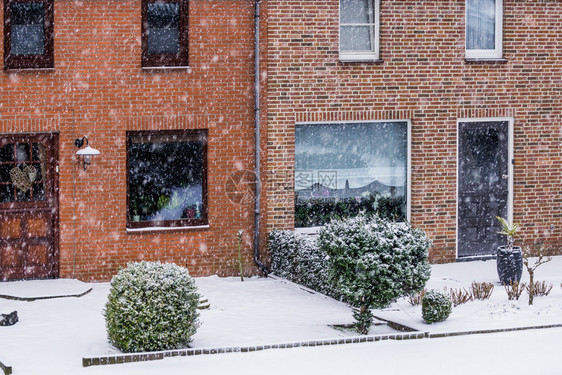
[504,281,526,301]
[104,261,200,353]
[471,281,494,300]
[422,290,452,324]
[527,281,552,297]
[319,215,431,334]
[449,287,473,307]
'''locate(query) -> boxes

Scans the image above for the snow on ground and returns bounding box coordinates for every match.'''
[0,256,561,375]
[382,256,562,334]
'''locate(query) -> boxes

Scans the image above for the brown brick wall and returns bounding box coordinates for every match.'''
[265,0,562,262]
[0,0,263,280]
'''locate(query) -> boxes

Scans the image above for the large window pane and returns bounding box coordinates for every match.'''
[10,3,45,55]
[127,131,207,228]
[295,122,408,227]
[147,3,180,54]
[467,0,496,50]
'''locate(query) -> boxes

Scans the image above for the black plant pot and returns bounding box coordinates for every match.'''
[496,246,523,285]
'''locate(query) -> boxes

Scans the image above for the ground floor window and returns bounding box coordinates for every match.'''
[126,129,207,229]
[295,121,409,227]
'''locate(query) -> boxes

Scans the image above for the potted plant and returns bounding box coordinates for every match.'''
[496,216,523,285]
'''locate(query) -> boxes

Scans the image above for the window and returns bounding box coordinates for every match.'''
[465,0,503,59]
[339,0,379,61]
[141,0,189,68]
[295,121,410,228]
[0,139,47,203]
[3,0,54,70]
[127,130,207,229]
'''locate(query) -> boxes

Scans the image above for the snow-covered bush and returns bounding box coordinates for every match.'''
[269,230,336,296]
[104,261,200,352]
[318,215,431,334]
[422,290,452,324]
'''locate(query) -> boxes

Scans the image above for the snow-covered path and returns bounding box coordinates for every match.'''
[1,256,561,375]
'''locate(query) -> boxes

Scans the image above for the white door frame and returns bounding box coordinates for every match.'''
[456,117,514,259]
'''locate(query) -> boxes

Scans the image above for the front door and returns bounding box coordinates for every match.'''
[0,133,59,280]
[458,120,510,258]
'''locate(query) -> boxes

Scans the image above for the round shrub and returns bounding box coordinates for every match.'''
[104,261,200,352]
[318,215,431,334]
[422,290,453,324]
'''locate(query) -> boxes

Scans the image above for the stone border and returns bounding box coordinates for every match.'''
[82,331,427,367]
[0,360,12,375]
[428,323,562,338]
[82,322,562,368]
[0,288,93,302]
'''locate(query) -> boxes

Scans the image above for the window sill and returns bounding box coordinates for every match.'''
[4,67,55,72]
[295,226,322,235]
[464,58,507,63]
[339,56,383,64]
[141,66,190,71]
[126,224,210,233]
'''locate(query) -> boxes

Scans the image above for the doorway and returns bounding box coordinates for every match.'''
[457,119,512,258]
[0,133,59,280]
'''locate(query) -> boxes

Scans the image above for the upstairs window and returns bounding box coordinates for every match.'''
[3,0,54,70]
[339,0,379,61]
[466,0,503,59]
[141,0,189,68]
[127,130,207,230]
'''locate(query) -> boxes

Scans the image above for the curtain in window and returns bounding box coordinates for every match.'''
[467,0,496,50]
[340,0,375,52]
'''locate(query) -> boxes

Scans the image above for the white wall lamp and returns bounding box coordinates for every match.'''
[75,136,100,171]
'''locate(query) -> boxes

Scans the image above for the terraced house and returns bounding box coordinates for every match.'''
[265,0,561,262]
[0,0,560,281]
[0,0,266,281]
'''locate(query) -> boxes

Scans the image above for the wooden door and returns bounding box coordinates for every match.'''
[458,121,509,258]
[0,133,59,280]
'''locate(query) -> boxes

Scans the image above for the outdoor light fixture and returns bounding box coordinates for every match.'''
[75,136,100,171]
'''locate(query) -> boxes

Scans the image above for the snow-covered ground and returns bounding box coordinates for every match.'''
[0,256,561,375]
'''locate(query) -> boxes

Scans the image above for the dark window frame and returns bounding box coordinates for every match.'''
[3,0,54,70]
[126,129,208,230]
[141,0,189,68]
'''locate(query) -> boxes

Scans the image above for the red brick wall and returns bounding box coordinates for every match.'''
[0,0,263,280]
[265,0,562,262]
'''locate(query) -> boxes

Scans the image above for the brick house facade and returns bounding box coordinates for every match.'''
[0,0,266,281]
[265,0,561,262]
[1,0,560,282]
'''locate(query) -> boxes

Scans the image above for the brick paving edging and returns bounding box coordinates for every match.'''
[82,331,428,367]
[82,322,562,368]
[427,323,562,338]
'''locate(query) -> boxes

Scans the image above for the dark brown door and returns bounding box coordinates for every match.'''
[0,133,59,280]
[458,121,509,258]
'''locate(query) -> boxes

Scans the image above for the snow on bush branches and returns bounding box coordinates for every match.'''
[269,230,337,297]
[422,290,452,324]
[104,261,200,353]
[319,215,431,333]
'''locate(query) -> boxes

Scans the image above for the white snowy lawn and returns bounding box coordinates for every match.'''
[0,256,561,375]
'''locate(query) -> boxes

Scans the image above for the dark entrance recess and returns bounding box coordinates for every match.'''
[0,133,59,280]
[458,121,510,258]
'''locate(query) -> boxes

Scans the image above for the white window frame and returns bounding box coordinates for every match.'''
[339,0,380,62]
[465,0,503,60]
[294,119,411,233]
